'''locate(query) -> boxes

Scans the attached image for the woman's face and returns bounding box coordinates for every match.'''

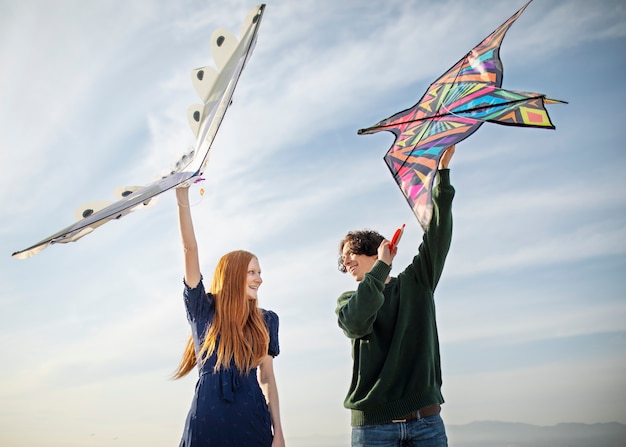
[246,257,262,300]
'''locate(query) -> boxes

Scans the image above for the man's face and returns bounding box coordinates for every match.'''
[342,244,378,282]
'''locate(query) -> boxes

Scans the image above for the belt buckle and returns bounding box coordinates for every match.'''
[391,410,420,423]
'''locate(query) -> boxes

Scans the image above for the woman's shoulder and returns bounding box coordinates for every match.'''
[260,308,280,356]
[183,276,214,319]
[260,308,280,332]
[260,308,279,322]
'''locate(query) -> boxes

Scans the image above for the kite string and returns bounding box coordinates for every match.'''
[177,178,206,207]
[435,54,468,121]
[440,103,462,119]
[177,188,205,207]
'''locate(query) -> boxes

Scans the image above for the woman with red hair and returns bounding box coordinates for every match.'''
[173,186,285,447]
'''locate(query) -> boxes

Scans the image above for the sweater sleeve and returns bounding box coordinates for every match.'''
[405,169,455,291]
[336,260,391,339]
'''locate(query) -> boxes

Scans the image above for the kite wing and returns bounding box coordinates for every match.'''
[12,4,265,259]
[358,0,566,229]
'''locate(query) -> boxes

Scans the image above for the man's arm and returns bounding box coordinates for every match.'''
[404,146,456,290]
[336,260,390,339]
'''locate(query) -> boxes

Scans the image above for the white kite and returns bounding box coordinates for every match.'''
[12,4,266,259]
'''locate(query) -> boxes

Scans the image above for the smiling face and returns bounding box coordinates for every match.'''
[338,230,384,281]
[342,244,378,282]
[246,257,262,300]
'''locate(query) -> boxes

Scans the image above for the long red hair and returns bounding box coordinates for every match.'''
[173,250,269,378]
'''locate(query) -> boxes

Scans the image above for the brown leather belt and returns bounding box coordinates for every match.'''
[391,404,441,423]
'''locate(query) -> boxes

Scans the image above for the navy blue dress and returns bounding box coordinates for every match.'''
[179,279,280,447]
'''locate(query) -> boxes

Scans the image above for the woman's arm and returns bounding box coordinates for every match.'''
[176,187,201,288]
[258,355,285,447]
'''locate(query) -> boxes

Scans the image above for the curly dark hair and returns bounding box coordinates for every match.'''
[337,230,385,273]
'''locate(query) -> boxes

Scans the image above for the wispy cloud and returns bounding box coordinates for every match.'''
[1,0,625,445]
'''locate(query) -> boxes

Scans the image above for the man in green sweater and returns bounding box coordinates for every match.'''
[335,146,455,446]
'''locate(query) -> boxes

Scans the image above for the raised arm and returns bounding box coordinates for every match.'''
[418,145,455,288]
[176,187,201,288]
[439,144,455,169]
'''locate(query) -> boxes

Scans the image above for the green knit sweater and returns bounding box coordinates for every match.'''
[336,169,455,426]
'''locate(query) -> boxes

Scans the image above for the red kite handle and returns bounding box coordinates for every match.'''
[389,224,406,251]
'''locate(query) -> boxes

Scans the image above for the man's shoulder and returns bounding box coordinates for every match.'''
[338,290,355,300]
[336,290,357,309]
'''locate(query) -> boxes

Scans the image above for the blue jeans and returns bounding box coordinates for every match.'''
[351,414,448,447]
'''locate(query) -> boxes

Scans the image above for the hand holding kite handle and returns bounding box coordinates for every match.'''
[439,145,455,169]
[176,178,206,208]
[389,224,406,252]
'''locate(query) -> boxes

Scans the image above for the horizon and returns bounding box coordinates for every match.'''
[1,0,625,446]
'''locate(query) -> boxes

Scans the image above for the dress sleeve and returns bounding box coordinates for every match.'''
[183,276,214,323]
[262,310,280,357]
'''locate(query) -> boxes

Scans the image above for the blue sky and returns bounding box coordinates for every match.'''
[1,0,625,446]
